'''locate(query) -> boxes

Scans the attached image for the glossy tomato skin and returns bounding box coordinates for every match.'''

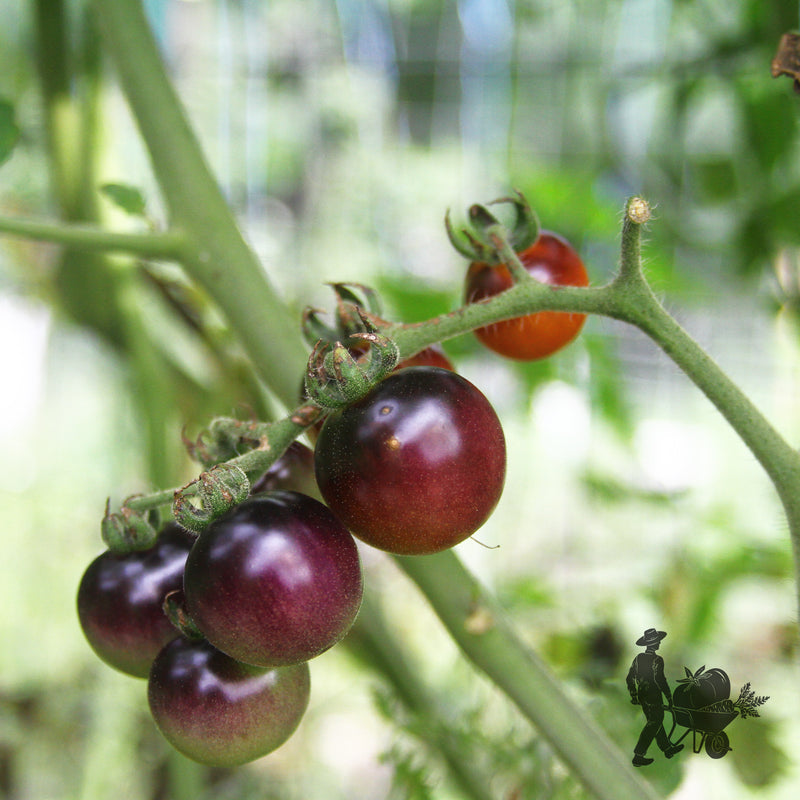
[183,491,363,667]
[396,344,454,371]
[77,523,195,678]
[465,231,589,360]
[250,441,320,500]
[148,636,310,767]
[304,346,454,443]
[314,367,506,555]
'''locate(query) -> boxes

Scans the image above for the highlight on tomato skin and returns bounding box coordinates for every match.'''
[313,366,506,556]
[464,230,589,361]
[76,523,196,678]
[303,344,454,442]
[147,636,310,767]
[183,491,363,668]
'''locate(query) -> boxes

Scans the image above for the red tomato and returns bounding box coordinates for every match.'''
[464,231,589,360]
[314,367,506,555]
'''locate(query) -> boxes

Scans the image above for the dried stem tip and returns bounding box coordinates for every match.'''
[626,197,651,225]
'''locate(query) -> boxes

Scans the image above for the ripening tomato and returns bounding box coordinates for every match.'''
[183,491,363,667]
[77,523,195,678]
[464,231,589,360]
[148,636,309,766]
[314,366,506,555]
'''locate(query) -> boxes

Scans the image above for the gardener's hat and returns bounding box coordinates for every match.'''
[636,628,667,646]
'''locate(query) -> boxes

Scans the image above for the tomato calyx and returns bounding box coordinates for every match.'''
[302,284,402,410]
[445,190,540,265]
[301,282,388,349]
[101,497,159,553]
[172,463,251,533]
[162,589,205,641]
[304,322,400,410]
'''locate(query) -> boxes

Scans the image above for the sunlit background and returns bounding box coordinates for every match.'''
[2,0,800,797]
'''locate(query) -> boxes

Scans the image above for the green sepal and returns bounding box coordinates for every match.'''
[331,282,383,316]
[183,417,263,468]
[446,190,541,264]
[489,190,540,252]
[445,207,495,262]
[173,463,250,533]
[101,498,159,553]
[163,589,205,640]
[301,306,340,348]
[304,326,399,410]
[331,342,373,402]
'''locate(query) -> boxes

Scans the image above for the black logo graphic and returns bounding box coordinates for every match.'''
[626,628,769,767]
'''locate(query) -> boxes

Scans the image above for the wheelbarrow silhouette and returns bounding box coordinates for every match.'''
[664,703,738,758]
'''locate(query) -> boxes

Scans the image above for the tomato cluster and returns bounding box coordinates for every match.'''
[77,223,588,767]
[78,478,362,767]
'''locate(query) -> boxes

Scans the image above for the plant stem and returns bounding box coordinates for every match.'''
[611,204,800,619]
[33,0,81,212]
[73,2,800,795]
[0,215,186,258]
[380,283,620,360]
[91,0,308,408]
[395,551,661,800]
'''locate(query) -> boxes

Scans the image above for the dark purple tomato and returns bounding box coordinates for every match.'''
[314,366,506,555]
[148,636,310,767]
[304,346,455,443]
[250,441,320,500]
[183,491,363,667]
[77,523,195,678]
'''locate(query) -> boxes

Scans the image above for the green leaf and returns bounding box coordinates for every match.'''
[100,182,147,217]
[0,98,21,167]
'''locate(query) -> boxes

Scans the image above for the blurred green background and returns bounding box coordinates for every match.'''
[2,0,800,797]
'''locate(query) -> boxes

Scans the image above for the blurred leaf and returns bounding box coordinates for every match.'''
[376,273,457,323]
[739,83,799,174]
[730,718,789,787]
[584,333,635,439]
[513,165,620,244]
[581,470,687,505]
[0,97,20,166]
[498,576,555,611]
[100,182,148,217]
[692,157,739,203]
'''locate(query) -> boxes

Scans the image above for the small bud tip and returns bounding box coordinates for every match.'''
[627,197,651,225]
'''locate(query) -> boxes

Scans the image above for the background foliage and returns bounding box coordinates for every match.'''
[2,0,800,797]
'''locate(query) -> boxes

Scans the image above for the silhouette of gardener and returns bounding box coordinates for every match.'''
[626,628,684,766]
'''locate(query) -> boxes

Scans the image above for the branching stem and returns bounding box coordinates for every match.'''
[0,215,186,259]
[10,1,800,797]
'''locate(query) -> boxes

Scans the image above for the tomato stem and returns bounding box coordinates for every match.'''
[0,215,186,259]
[10,1,800,793]
[91,0,308,409]
[396,551,662,800]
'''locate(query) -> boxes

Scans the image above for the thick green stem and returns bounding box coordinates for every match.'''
[611,205,800,618]
[59,2,800,794]
[34,0,81,212]
[0,215,186,258]
[396,552,661,800]
[91,0,307,408]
